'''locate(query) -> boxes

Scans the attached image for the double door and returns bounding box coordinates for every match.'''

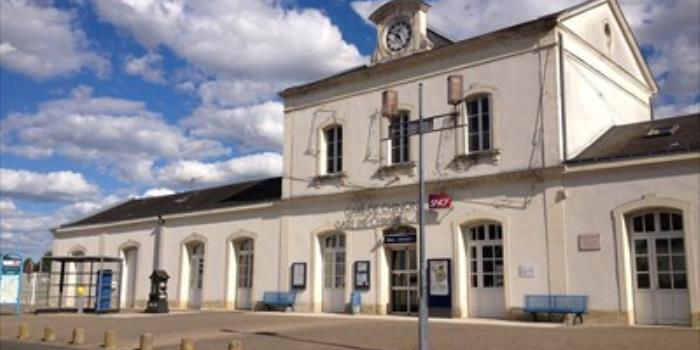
[631,212,689,325]
[390,247,418,315]
[322,233,346,313]
[236,239,254,310]
[188,243,204,309]
[467,223,505,318]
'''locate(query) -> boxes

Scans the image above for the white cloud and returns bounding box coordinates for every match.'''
[142,187,176,198]
[157,152,282,188]
[0,0,109,79]
[0,196,122,258]
[1,86,229,182]
[0,169,100,202]
[124,52,166,84]
[94,0,366,82]
[620,0,699,105]
[654,102,700,119]
[182,101,284,151]
[197,79,287,108]
[351,0,699,117]
[351,0,579,39]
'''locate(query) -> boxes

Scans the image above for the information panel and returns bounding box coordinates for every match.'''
[0,253,23,308]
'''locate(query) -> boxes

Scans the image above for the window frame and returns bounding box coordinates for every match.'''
[388,111,411,165]
[465,94,493,153]
[323,124,343,175]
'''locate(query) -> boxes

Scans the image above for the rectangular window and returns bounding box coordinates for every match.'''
[389,112,410,164]
[325,126,342,174]
[466,95,491,152]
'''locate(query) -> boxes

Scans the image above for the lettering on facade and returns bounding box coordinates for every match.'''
[334,200,418,230]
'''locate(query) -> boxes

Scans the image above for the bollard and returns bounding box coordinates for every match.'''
[17,322,29,340]
[228,339,243,350]
[70,327,85,345]
[139,332,153,350]
[43,326,56,342]
[180,336,194,350]
[102,330,117,349]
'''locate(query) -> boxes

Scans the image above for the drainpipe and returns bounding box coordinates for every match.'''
[610,211,624,324]
[558,32,569,161]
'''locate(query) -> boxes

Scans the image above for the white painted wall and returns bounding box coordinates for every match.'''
[559,1,654,158]
[283,30,561,200]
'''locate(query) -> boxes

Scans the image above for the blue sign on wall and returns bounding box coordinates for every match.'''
[384,234,417,245]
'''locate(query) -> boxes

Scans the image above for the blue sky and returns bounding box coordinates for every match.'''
[1,0,698,259]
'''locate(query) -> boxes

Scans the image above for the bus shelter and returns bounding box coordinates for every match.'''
[35,256,122,314]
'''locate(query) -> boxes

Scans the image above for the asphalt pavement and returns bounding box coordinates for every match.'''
[1,311,698,350]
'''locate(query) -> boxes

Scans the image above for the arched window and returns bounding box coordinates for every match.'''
[465,95,492,152]
[324,125,343,174]
[389,111,410,164]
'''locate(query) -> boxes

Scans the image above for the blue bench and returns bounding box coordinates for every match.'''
[524,295,588,325]
[260,292,297,311]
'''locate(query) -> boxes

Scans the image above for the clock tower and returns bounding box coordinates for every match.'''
[369,0,433,64]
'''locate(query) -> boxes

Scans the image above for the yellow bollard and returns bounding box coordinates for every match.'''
[70,327,85,345]
[139,332,153,350]
[42,326,56,342]
[102,330,117,349]
[17,322,29,340]
[228,339,243,350]
[180,336,194,350]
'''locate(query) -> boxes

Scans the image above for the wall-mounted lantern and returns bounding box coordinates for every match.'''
[382,89,399,117]
[447,75,463,105]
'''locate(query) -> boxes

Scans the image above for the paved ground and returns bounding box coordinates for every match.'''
[1,311,698,350]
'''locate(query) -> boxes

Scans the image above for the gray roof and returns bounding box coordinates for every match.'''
[568,113,700,165]
[60,177,282,229]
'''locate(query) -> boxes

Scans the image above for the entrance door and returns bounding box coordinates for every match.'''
[630,211,690,325]
[236,239,254,310]
[121,247,138,309]
[188,243,204,309]
[322,233,346,313]
[466,223,505,318]
[390,247,419,315]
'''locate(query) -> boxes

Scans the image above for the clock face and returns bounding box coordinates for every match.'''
[385,20,412,52]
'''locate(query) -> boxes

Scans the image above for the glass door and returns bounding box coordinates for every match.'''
[390,247,418,315]
[236,239,254,310]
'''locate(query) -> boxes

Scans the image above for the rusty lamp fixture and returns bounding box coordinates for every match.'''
[447,75,464,106]
[382,89,399,117]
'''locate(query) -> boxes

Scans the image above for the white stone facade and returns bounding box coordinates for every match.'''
[53,0,699,327]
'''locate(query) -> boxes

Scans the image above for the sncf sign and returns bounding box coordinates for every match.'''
[428,193,452,209]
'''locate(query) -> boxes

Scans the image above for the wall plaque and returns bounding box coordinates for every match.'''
[518,265,536,279]
[578,234,601,251]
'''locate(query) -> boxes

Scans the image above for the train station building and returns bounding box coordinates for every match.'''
[51,0,699,327]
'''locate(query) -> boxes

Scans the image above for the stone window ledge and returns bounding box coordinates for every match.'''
[312,172,347,187]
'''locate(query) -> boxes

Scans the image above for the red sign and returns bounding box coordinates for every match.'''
[428,193,452,209]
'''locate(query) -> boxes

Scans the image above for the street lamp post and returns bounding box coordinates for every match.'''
[417,82,428,350]
[382,75,463,350]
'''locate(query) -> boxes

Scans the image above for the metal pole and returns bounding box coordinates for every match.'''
[418,83,429,350]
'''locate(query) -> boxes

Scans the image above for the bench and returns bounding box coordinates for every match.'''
[524,295,588,325]
[260,292,297,311]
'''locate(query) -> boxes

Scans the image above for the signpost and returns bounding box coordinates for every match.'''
[1,253,23,315]
[382,75,463,350]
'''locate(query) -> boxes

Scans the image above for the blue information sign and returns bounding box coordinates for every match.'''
[384,234,417,245]
[0,253,23,314]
